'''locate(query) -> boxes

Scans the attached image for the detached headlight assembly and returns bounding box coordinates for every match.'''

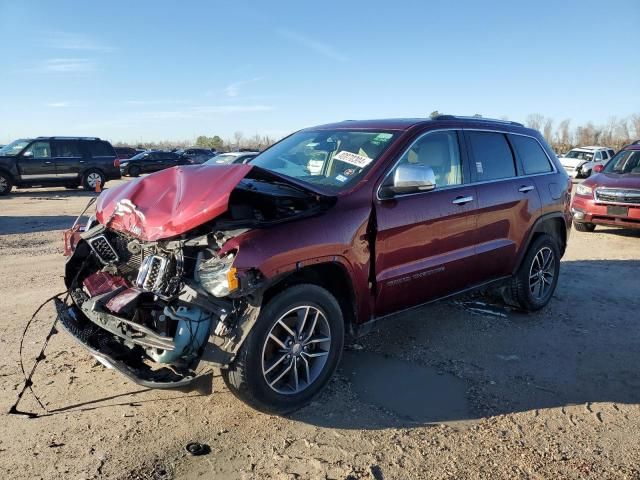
[197,253,239,297]
[576,184,593,197]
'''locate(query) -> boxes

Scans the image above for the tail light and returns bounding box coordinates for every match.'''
[114,158,121,168]
[593,164,604,173]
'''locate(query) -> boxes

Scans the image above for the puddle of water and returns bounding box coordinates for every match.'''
[340,351,470,424]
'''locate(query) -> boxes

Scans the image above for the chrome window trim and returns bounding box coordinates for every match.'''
[376,128,557,201]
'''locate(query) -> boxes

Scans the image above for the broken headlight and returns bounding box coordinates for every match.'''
[197,253,239,297]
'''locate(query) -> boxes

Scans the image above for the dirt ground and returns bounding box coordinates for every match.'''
[1,180,639,480]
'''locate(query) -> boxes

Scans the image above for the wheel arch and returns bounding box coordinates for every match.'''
[514,213,568,275]
[261,261,357,337]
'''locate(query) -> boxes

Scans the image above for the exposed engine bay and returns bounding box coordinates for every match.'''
[58,167,333,389]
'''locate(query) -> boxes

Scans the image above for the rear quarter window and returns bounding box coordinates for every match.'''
[509,135,553,175]
[466,131,516,181]
[88,141,115,157]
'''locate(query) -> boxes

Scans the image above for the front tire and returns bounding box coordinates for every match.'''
[507,234,560,312]
[128,166,141,177]
[574,221,596,232]
[222,284,344,415]
[82,169,105,190]
[0,172,13,196]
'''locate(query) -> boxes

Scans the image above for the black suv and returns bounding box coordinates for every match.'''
[0,137,121,195]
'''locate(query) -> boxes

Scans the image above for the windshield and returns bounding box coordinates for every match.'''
[205,154,238,165]
[564,150,594,161]
[604,150,640,174]
[250,129,397,191]
[0,139,31,156]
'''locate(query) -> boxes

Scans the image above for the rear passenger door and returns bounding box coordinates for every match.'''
[463,130,542,281]
[52,140,85,180]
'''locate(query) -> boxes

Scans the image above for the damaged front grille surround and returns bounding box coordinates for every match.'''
[86,235,119,264]
[137,255,169,292]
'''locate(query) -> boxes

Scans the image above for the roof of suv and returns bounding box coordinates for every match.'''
[35,136,103,141]
[311,115,526,132]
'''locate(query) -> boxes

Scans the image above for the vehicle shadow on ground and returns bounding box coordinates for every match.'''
[0,215,79,234]
[5,189,97,199]
[592,227,640,238]
[293,259,640,429]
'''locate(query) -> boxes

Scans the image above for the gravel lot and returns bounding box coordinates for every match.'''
[1,179,639,480]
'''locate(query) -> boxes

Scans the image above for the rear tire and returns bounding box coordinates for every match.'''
[82,170,105,190]
[222,284,344,415]
[507,234,560,312]
[0,172,13,196]
[574,221,596,232]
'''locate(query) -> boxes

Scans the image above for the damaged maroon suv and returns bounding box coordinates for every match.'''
[57,116,571,414]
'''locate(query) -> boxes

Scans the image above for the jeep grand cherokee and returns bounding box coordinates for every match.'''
[57,116,571,414]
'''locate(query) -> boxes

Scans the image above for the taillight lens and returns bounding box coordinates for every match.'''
[114,158,121,168]
[593,165,604,173]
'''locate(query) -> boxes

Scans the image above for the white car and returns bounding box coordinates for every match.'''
[558,146,615,178]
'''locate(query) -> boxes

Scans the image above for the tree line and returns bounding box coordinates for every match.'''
[114,131,277,152]
[526,113,639,153]
[114,113,640,153]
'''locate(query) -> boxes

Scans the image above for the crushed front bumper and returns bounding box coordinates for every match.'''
[54,298,213,393]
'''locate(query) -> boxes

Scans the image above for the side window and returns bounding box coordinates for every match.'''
[88,141,113,157]
[594,151,602,161]
[54,141,83,157]
[509,135,553,175]
[393,130,463,188]
[24,141,51,158]
[466,131,516,181]
[608,149,615,158]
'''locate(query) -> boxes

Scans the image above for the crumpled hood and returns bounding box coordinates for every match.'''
[96,164,253,241]
[584,172,640,190]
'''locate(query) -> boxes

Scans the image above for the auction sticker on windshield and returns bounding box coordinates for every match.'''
[334,151,373,168]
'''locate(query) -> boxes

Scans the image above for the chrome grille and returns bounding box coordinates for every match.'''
[595,188,640,205]
[87,235,119,264]
[136,255,168,292]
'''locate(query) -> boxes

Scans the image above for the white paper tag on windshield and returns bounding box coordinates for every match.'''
[334,150,373,168]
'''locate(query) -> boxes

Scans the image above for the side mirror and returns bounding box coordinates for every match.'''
[593,164,604,173]
[380,164,436,198]
[22,151,33,158]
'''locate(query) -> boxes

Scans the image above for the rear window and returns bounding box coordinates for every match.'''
[88,141,114,157]
[509,135,553,175]
[55,141,83,157]
[466,131,516,181]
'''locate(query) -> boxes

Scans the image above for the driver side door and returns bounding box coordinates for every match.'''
[17,140,54,181]
[373,129,480,317]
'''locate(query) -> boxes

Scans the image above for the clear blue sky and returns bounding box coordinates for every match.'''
[1,0,638,144]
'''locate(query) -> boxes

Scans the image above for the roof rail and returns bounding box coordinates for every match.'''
[36,136,101,141]
[434,115,524,127]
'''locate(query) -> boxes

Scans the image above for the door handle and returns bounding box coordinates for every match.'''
[44,161,53,164]
[452,195,474,205]
[79,160,85,163]
[518,185,535,193]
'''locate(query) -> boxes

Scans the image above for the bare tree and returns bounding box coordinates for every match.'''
[543,118,553,143]
[630,114,640,140]
[525,113,544,131]
[233,131,244,150]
